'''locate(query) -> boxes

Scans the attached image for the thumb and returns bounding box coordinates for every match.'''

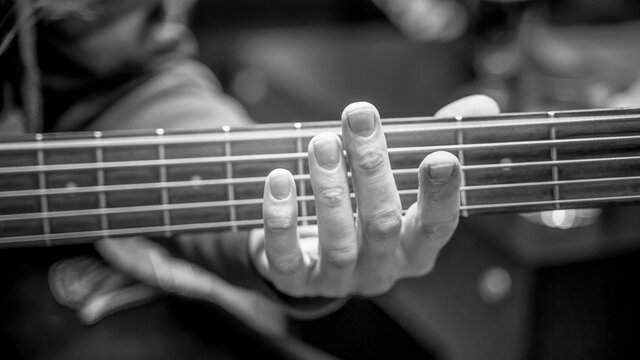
[95,237,175,290]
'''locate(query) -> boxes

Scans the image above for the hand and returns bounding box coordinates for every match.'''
[251,95,500,297]
[372,0,469,42]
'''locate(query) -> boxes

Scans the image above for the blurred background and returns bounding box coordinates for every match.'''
[182,0,640,359]
[2,1,640,359]
[189,0,472,123]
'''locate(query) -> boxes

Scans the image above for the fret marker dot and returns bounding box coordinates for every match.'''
[155,128,165,135]
[455,115,463,121]
[222,125,231,133]
[500,157,512,171]
[65,181,78,196]
[191,174,203,189]
[35,133,43,141]
[93,131,102,138]
[294,122,302,129]
[548,111,556,117]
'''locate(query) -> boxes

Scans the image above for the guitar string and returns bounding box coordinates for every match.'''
[1,156,640,200]
[3,194,640,246]
[2,177,640,221]
[2,133,640,175]
[1,110,640,151]
[2,141,639,227]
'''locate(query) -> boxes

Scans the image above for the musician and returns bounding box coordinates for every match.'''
[0,0,498,358]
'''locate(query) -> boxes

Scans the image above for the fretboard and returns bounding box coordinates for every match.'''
[2,107,640,248]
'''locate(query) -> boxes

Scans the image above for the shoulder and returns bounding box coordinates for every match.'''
[76,58,253,131]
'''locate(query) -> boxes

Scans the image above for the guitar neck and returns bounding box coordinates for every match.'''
[2,107,640,248]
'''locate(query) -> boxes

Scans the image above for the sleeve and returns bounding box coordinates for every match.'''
[86,58,252,131]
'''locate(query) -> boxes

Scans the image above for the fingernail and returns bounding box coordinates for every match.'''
[428,162,455,183]
[347,109,375,137]
[269,172,290,200]
[313,135,340,170]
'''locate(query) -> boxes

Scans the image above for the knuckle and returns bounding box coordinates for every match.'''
[316,186,349,208]
[364,211,403,239]
[271,280,304,297]
[270,254,302,275]
[266,216,295,233]
[325,244,358,269]
[404,259,436,278]
[355,268,399,296]
[377,282,394,295]
[324,282,354,298]
[354,148,387,173]
[361,280,394,296]
[418,216,458,239]
[370,248,393,263]
[328,288,350,298]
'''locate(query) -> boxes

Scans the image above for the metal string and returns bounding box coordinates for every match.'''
[1,109,640,151]
[2,134,640,175]
[3,194,640,247]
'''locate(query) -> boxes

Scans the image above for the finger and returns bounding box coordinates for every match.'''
[95,236,175,288]
[341,102,402,240]
[341,102,403,292]
[426,94,498,233]
[262,169,306,291]
[400,94,499,275]
[435,94,500,117]
[97,237,219,298]
[401,151,461,275]
[308,133,357,295]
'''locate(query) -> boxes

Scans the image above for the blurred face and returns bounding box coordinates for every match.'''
[62,7,152,75]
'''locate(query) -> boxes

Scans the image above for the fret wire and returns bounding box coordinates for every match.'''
[295,123,309,225]
[94,132,109,239]
[4,193,640,247]
[455,115,469,217]
[35,134,52,246]
[223,126,238,231]
[157,129,172,237]
[3,109,640,151]
[5,133,640,175]
[549,112,561,209]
